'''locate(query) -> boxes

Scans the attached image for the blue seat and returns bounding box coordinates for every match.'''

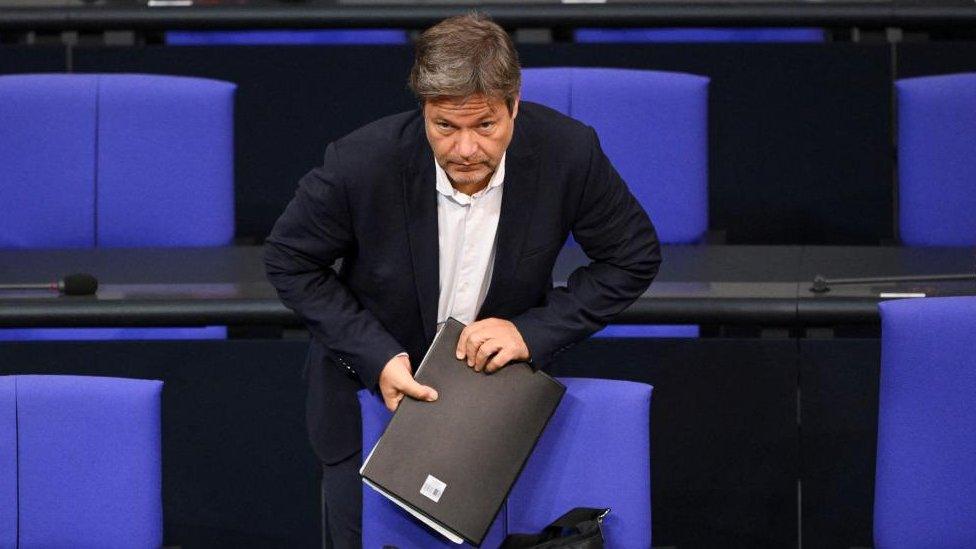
[0,378,15,549]
[0,73,234,340]
[896,73,976,246]
[575,28,824,43]
[0,74,97,249]
[0,327,228,342]
[97,74,235,247]
[522,67,708,337]
[0,375,163,547]
[358,377,652,547]
[875,297,976,548]
[165,29,408,46]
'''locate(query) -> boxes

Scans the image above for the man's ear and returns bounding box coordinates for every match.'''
[511,95,520,119]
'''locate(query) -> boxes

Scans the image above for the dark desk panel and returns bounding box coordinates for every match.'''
[554,338,799,547]
[799,338,879,549]
[0,45,66,75]
[898,42,976,79]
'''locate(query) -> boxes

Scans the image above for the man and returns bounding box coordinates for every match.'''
[264,13,660,549]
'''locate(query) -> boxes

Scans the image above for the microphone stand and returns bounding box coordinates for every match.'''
[0,282,58,291]
[810,273,976,293]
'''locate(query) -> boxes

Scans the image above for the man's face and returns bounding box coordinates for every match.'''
[424,93,519,191]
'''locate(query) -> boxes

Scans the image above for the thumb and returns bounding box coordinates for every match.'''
[399,377,439,402]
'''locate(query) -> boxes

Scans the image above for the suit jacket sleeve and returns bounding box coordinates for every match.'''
[264,143,403,390]
[511,127,662,368]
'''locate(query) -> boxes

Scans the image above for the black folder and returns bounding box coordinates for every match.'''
[360,318,566,546]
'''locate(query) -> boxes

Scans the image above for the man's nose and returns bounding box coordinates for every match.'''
[456,131,478,159]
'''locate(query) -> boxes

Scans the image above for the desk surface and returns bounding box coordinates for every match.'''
[0,245,973,328]
[2,1,976,32]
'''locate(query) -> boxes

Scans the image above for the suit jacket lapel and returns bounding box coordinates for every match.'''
[479,120,540,318]
[401,129,439,344]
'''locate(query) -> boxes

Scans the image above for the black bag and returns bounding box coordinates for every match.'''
[498,507,611,549]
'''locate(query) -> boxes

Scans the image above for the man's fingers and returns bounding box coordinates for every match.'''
[465,330,489,367]
[485,348,514,374]
[456,325,471,360]
[383,392,402,412]
[399,377,439,402]
[474,339,502,371]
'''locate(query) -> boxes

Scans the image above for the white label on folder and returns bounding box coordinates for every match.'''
[420,474,447,503]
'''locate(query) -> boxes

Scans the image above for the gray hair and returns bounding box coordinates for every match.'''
[408,13,521,113]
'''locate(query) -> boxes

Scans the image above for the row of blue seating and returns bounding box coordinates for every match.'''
[3,69,974,342]
[4,296,972,547]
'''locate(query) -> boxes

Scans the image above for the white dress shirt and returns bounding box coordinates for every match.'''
[435,154,506,326]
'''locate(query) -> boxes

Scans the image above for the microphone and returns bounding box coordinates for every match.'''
[0,273,99,296]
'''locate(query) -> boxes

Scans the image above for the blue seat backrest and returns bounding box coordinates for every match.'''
[896,73,976,246]
[0,375,162,546]
[15,375,163,547]
[522,67,709,244]
[165,29,409,46]
[0,74,98,248]
[507,377,652,547]
[97,74,235,247]
[0,377,15,548]
[575,27,825,43]
[875,297,976,547]
[0,73,236,248]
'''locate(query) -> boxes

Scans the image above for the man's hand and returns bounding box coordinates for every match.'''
[378,354,438,412]
[456,318,530,374]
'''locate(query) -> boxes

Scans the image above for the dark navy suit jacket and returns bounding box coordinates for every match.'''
[264,101,661,464]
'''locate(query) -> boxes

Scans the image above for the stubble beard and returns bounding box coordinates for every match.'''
[446,160,494,189]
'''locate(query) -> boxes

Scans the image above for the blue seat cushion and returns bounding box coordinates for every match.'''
[16,375,162,547]
[897,73,976,246]
[96,74,235,247]
[0,327,227,341]
[165,29,409,45]
[575,28,824,43]
[507,378,652,548]
[0,377,16,548]
[595,324,700,338]
[875,297,976,547]
[521,68,709,244]
[0,74,97,248]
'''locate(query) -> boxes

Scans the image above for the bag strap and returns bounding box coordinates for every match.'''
[546,508,610,530]
[499,507,611,548]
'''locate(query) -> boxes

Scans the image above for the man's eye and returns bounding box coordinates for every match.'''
[480,122,494,129]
